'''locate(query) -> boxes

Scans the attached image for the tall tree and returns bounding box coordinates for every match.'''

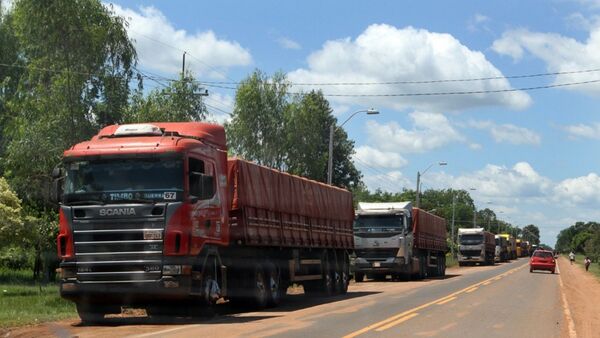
[124,72,207,123]
[4,0,137,204]
[521,224,540,245]
[226,70,289,170]
[285,90,361,188]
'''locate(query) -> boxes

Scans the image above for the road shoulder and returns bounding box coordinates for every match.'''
[557,256,600,338]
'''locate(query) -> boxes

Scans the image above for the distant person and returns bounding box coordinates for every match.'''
[584,257,592,272]
[569,251,575,265]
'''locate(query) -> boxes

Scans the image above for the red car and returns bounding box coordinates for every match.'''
[530,250,556,273]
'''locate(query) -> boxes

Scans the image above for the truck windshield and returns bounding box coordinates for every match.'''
[460,234,484,244]
[63,157,184,204]
[353,215,404,232]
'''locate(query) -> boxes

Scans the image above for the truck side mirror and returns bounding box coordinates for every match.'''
[52,177,64,204]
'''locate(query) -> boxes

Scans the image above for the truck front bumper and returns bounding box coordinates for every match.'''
[353,257,406,274]
[59,276,192,305]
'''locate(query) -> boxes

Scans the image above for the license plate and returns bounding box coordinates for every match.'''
[143,230,162,240]
[372,262,381,267]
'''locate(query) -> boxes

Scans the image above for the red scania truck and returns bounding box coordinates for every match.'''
[53,122,354,322]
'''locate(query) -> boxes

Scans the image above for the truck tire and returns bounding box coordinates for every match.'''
[251,263,268,309]
[321,259,334,296]
[354,272,365,283]
[76,303,117,324]
[265,261,282,307]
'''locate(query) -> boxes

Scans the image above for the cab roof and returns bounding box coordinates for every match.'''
[64,122,227,157]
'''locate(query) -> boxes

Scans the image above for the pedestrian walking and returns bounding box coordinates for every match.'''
[569,251,575,265]
[584,257,592,272]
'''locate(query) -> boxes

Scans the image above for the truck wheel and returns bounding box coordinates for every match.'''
[76,303,116,324]
[339,257,349,294]
[251,263,268,309]
[265,261,282,307]
[458,262,465,267]
[354,272,365,283]
[321,260,334,296]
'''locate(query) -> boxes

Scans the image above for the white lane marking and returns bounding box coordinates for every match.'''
[128,324,203,338]
[556,263,577,338]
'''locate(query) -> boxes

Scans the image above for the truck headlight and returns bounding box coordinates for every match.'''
[393,257,405,264]
[162,265,182,275]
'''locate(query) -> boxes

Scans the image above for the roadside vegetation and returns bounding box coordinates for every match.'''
[573,253,600,280]
[0,268,75,328]
[555,222,600,267]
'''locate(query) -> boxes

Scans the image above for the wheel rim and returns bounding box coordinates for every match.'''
[256,270,266,303]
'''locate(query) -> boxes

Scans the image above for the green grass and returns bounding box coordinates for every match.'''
[0,269,76,328]
[446,254,458,268]
[573,254,600,280]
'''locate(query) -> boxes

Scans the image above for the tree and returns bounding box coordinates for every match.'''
[0,177,23,246]
[4,0,137,204]
[124,72,207,123]
[521,224,540,245]
[226,70,289,170]
[286,91,361,188]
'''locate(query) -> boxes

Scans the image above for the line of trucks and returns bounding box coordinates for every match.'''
[52,122,518,322]
[456,228,531,266]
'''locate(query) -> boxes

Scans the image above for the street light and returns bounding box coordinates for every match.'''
[415,161,447,208]
[469,188,477,228]
[327,108,379,184]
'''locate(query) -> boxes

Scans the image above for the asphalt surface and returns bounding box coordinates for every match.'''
[9,258,566,338]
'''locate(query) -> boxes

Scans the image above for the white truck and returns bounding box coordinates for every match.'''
[352,202,447,281]
[457,228,495,266]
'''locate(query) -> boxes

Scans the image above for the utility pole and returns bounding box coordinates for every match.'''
[327,125,334,184]
[451,193,456,258]
[415,171,421,208]
[182,51,186,79]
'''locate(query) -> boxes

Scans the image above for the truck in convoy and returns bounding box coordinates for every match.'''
[53,123,355,322]
[495,235,509,262]
[499,234,517,260]
[457,228,495,266]
[515,239,523,257]
[352,202,447,281]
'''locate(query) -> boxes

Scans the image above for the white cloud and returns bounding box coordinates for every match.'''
[469,120,541,145]
[353,146,407,169]
[430,162,552,200]
[467,13,491,32]
[360,170,411,192]
[564,122,600,139]
[110,4,252,78]
[492,24,600,95]
[289,24,531,112]
[554,173,600,205]
[277,37,301,50]
[366,112,465,153]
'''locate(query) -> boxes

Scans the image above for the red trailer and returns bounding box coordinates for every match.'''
[54,122,355,322]
[412,208,448,252]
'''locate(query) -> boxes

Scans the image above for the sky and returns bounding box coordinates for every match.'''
[102,0,600,246]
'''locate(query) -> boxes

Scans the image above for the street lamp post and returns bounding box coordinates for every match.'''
[415,161,447,208]
[327,108,379,185]
[469,188,477,228]
[451,193,456,258]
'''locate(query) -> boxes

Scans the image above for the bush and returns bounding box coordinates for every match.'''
[0,246,32,270]
[585,231,600,262]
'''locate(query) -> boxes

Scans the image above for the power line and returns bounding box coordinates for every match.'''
[197,77,600,97]
[352,156,406,192]
[195,67,600,86]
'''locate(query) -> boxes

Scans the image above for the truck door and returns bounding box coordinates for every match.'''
[188,156,226,254]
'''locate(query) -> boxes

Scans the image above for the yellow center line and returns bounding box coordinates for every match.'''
[465,287,478,293]
[375,313,420,332]
[342,262,528,338]
[482,281,491,286]
[436,296,457,305]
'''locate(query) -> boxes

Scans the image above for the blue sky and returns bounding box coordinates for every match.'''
[107,0,600,246]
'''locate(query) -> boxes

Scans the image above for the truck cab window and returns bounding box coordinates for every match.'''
[189,157,215,200]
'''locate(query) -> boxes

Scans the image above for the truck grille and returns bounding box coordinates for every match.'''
[355,248,398,261]
[72,216,165,283]
[460,249,482,257]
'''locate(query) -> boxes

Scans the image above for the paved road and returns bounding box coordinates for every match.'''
[11,258,565,338]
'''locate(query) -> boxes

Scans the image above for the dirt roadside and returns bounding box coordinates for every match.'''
[557,256,600,338]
